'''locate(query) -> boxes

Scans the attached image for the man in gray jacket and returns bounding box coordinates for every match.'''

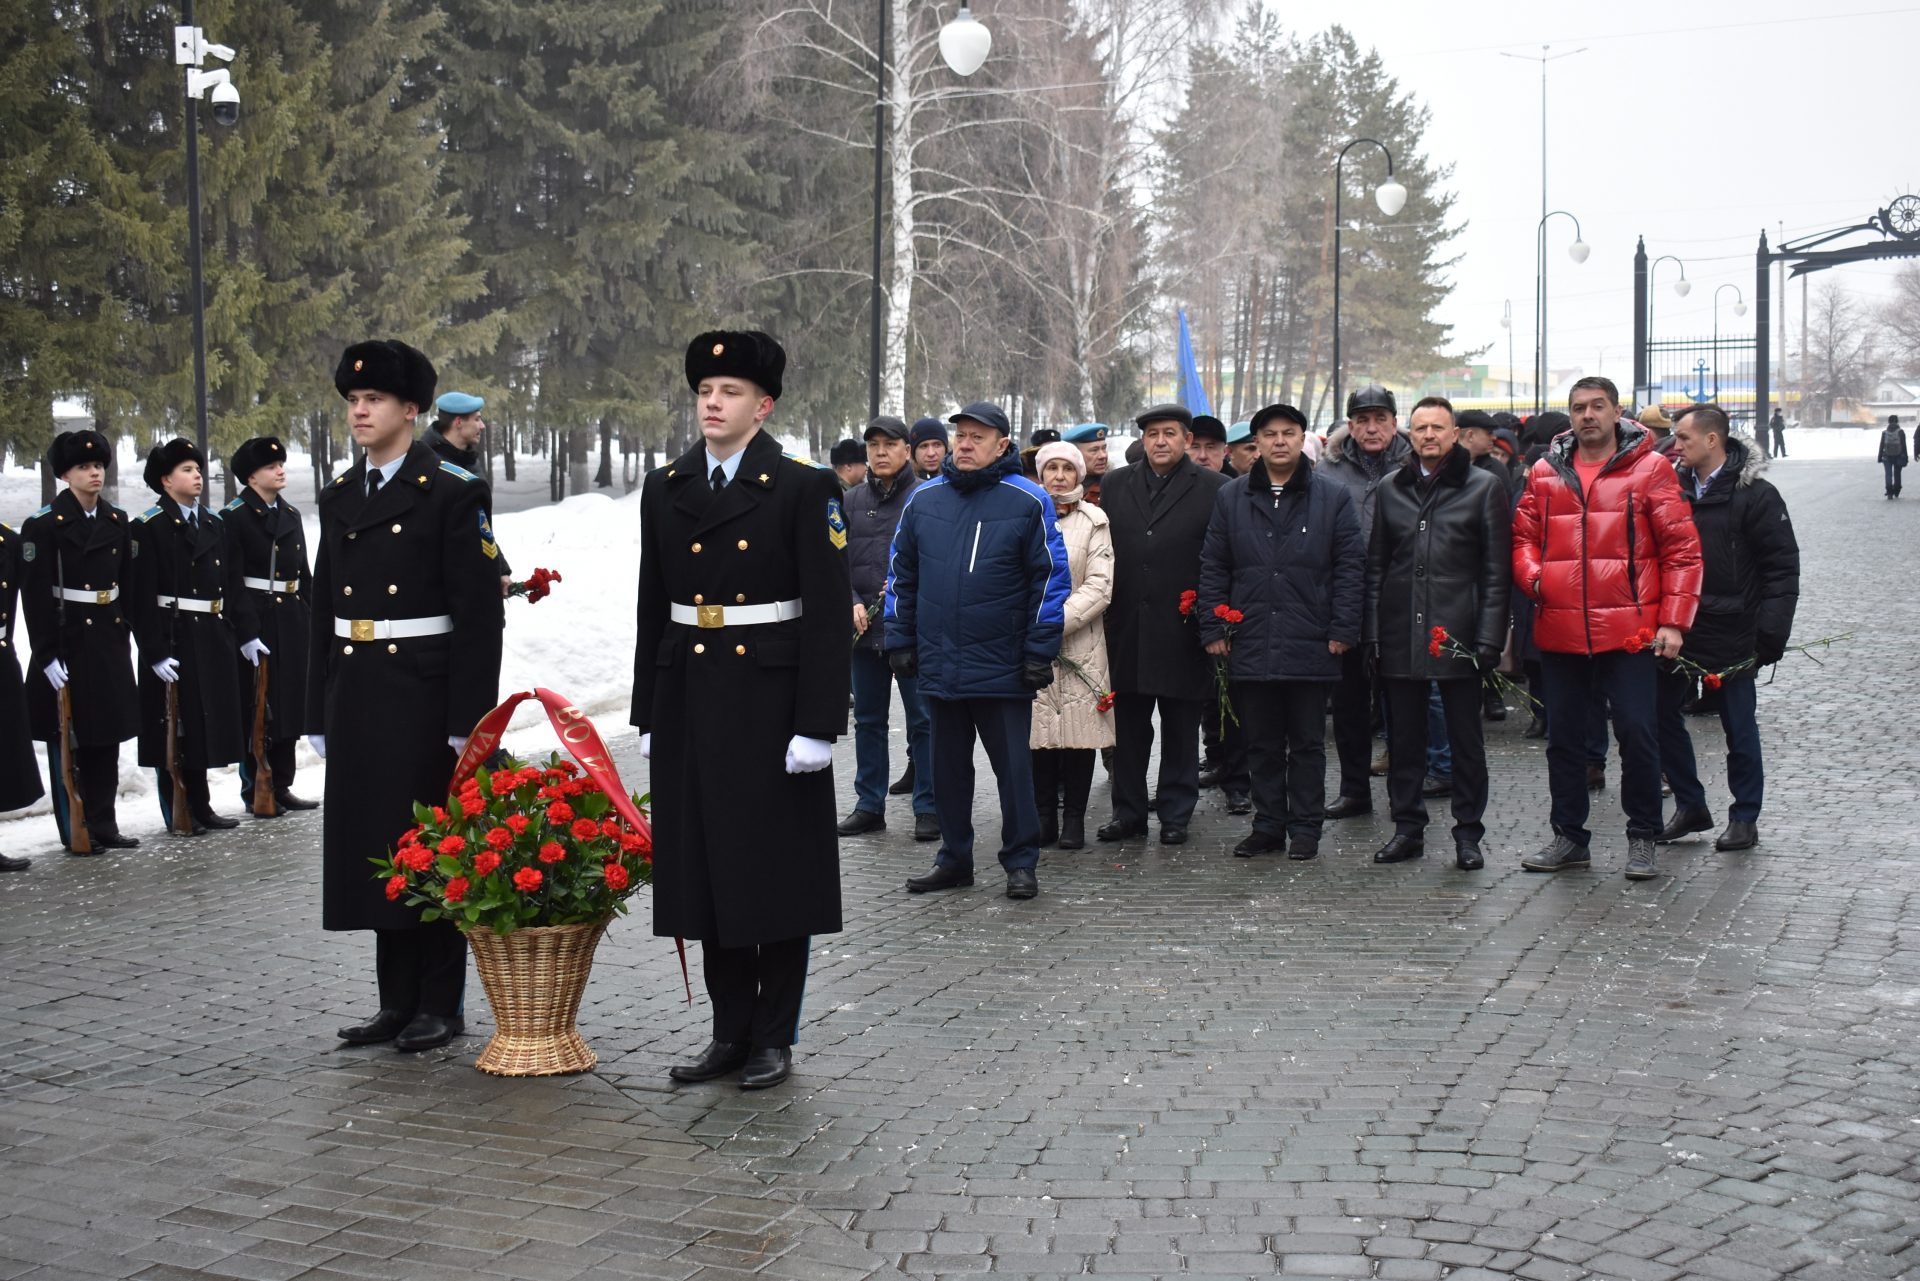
[1321,385,1412,818]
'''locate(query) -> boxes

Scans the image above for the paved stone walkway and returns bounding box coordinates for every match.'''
[1,459,1915,1281]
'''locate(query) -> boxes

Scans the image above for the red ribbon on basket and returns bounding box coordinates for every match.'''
[450,688,689,1004]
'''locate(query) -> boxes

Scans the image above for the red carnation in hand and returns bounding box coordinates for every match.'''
[538,841,566,864]
[1212,603,1230,620]
[444,876,470,904]
[1428,638,1444,657]
[1225,608,1244,625]
[1703,672,1723,690]
[1096,691,1116,714]
[473,850,502,877]
[436,834,467,856]
[1179,589,1198,617]
[509,566,564,604]
[512,867,543,893]
[570,818,601,842]
[1624,627,1656,654]
[546,800,575,825]
[603,863,631,891]
[1432,625,1448,641]
[385,874,408,901]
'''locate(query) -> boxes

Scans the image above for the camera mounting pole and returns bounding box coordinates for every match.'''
[172,4,238,464]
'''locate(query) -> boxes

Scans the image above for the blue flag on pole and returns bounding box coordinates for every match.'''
[1176,308,1212,416]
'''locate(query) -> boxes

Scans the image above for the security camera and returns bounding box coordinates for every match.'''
[209,80,240,126]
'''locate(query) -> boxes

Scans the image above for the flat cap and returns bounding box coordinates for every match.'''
[1133,404,1192,431]
[1190,414,1227,443]
[949,401,1012,435]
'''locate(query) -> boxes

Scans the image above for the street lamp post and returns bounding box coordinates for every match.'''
[1330,137,1406,426]
[1711,283,1746,400]
[1534,209,1588,414]
[1500,300,1515,414]
[1645,253,1690,401]
[868,4,992,420]
[1500,44,1586,419]
[173,6,239,467]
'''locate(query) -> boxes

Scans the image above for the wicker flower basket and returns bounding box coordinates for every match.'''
[465,918,611,1076]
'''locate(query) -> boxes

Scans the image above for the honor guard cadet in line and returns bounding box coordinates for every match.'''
[128,439,245,834]
[21,430,140,853]
[223,436,316,815]
[311,339,504,1054]
[632,330,850,1091]
[0,521,47,869]
[426,391,511,596]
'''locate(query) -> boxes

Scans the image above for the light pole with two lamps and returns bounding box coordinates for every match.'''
[173,8,240,466]
[1533,209,1588,414]
[867,5,992,420]
[1711,283,1746,400]
[1329,137,1407,426]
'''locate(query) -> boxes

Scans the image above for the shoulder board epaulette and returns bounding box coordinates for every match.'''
[135,505,163,524]
[784,453,826,469]
[223,497,246,513]
[29,504,51,519]
[437,460,479,482]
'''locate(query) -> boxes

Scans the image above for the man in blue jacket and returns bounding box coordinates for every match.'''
[886,401,1072,900]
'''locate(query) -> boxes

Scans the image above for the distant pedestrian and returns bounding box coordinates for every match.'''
[1769,408,1787,458]
[1362,397,1510,871]
[1656,405,1799,854]
[888,401,1070,901]
[830,438,867,490]
[1027,442,1114,852]
[839,417,936,843]
[910,417,948,480]
[1879,414,1907,498]
[1513,376,1702,881]
[1099,403,1229,847]
[1200,403,1364,861]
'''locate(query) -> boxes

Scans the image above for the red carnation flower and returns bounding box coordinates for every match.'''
[444,876,470,904]
[1178,589,1198,616]
[504,814,530,835]
[436,834,467,856]
[398,826,420,848]
[1432,625,1448,640]
[570,818,601,842]
[485,826,512,851]
[557,760,581,777]
[599,819,621,838]
[1096,691,1116,713]
[1212,603,1230,619]
[546,801,575,825]
[490,773,519,796]
[603,863,630,891]
[1225,608,1244,625]
[538,841,566,864]
[618,831,647,853]
[401,846,434,872]
[432,806,448,824]
[512,867,543,893]
[1703,672,1723,690]
[385,874,408,901]
[1428,639,1444,657]
[473,850,502,877]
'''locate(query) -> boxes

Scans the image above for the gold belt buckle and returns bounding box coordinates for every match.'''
[696,604,725,629]
[95,590,112,606]
[210,600,222,616]
[350,619,375,642]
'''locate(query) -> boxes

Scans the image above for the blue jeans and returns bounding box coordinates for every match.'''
[1540,649,1662,843]
[850,648,934,816]
[1886,460,1905,495]
[1657,667,1763,822]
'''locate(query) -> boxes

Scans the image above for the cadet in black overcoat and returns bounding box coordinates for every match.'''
[631,330,850,1091]
[0,524,47,868]
[310,339,504,1053]
[222,437,315,814]
[20,431,140,852]
[127,439,244,833]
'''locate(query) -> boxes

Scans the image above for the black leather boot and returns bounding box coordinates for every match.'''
[1057,810,1085,850]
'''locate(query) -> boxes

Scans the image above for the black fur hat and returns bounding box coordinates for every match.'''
[685,330,785,400]
[143,437,207,494]
[334,339,437,412]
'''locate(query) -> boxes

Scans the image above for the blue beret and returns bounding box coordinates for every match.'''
[1226,421,1253,444]
[1063,422,1109,443]
[437,391,485,416]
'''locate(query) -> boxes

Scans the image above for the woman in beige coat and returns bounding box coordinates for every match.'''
[1029,441,1115,849]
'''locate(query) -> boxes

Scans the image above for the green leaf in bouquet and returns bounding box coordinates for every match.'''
[413,801,434,825]
[435,855,463,877]
[421,908,442,923]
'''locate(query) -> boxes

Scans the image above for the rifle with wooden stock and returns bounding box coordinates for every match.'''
[249,538,278,817]
[53,546,88,854]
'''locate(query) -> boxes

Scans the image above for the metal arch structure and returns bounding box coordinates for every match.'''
[1752,197,1920,426]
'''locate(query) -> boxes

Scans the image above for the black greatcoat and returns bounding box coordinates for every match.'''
[20,490,140,746]
[1363,445,1513,681]
[222,489,312,737]
[308,442,505,932]
[631,429,850,948]
[128,499,244,768]
[1101,457,1229,701]
[0,526,47,811]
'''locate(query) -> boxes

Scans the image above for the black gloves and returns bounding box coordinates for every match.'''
[1755,632,1786,666]
[1019,660,1055,690]
[1476,647,1502,673]
[888,649,918,678]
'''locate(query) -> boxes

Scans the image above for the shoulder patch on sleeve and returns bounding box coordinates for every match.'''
[827,495,848,550]
[21,541,34,562]
[439,459,480,482]
[478,508,499,560]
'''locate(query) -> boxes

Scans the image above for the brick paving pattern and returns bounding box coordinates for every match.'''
[1,460,1915,1280]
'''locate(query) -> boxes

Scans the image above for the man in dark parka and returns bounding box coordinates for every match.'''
[309,339,505,1053]
[128,439,245,833]
[21,430,141,852]
[223,436,315,814]
[632,330,849,1091]
[1098,404,1229,845]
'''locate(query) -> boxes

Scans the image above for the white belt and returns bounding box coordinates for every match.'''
[158,594,223,615]
[334,614,455,641]
[56,586,119,605]
[243,576,300,594]
[670,599,803,629]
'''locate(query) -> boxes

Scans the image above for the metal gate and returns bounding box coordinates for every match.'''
[1644,334,1756,421]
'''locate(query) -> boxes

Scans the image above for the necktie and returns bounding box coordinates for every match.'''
[710,465,726,492]
[368,469,383,499]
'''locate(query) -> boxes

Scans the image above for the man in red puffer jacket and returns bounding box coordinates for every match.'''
[1512,376,1702,881]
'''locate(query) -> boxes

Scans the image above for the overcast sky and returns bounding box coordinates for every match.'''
[1248,0,1920,391]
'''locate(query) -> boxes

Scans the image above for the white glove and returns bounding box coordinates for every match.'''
[307,734,326,759]
[639,732,651,760]
[448,736,468,753]
[240,638,270,666]
[152,657,181,683]
[784,734,833,774]
[44,659,68,691]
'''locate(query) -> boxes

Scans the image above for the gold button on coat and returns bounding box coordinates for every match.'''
[693,642,705,654]
[387,585,397,595]
[343,586,353,596]
[693,594,704,605]
[391,524,402,533]
[691,542,702,554]
[737,539,749,550]
[388,643,398,654]
[343,644,354,655]
[735,644,746,656]
[735,593,746,603]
